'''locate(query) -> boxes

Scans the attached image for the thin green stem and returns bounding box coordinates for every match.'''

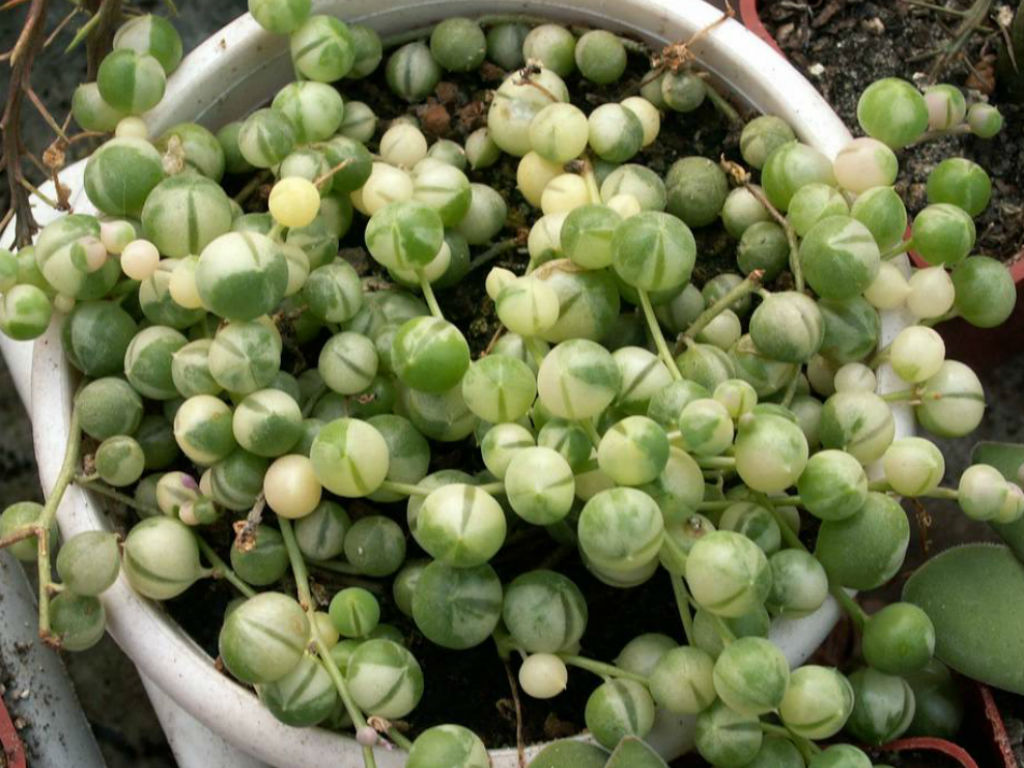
[769,504,805,552]
[76,477,154,513]
[869,479,959,501]
[233,170,270,204]
[419,275,444,319]
[578,419,603,449]
[524,336,548,368]
[309,558,363,575]
[760,722,821,760]
[580,157,602,205]
[746,181,803,289]
[559,654,649,685]
[781,370,801,409]
[195,536,256,598]
[696,500,734,513]
[920,308,960,328]
[922,486,960,500]
[279,519,379,767]
[907,124,972,146]
[708,612,736,645]
[768,504,869,629]
[638,287,683,380]
[386,726,413,751]
[465,239,519,275]
[696,456,736,470]
[829,583,868,630]
[703,82,742,125]
[880,239,912,259]
[301,382,327,417]
[669,573,695,646]
[35,405,82,643]
[64,8,102,52]
[759,722,792,738]
[698,495,802,513]
[378,480,428,497]
[881,388,916,402]
[677,270,763,352]
[477,481,506,495]
[19,177,59,209]
[869,343,891,370]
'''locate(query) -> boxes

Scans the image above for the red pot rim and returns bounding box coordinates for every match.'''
[0,692,27,768]
[738,0,783,54]
[880,737,980,768]
[979,683,1017,768]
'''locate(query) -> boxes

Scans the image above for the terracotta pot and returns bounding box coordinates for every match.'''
[0,694,27,768]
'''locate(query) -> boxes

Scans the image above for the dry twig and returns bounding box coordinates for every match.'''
[2,0,50,247]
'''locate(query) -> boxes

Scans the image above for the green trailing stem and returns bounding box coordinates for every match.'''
[881,388,916,402]
[378,480,430,497]
[419,274,444,319]
[195,537,256,598]
[385,726,413,751]
[868,479,960,500]
[579,419,603,449]
[880,239,912,259]
[465,239,520,275]
[669,572,695,645]
[677,270,763,351]
[279,519,380,768]
[767,503,869,629]
[780,370,801,409]
[701,79,742,125]
[759,723,821,760]
[558,654,650,685]
[696,456,736,470]
[75,476,255,597]
[637,287,684,380]
[524,336,549,368]
[32,405,82,644]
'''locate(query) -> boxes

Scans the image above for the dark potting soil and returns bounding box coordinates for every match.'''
[763,0,1024,266]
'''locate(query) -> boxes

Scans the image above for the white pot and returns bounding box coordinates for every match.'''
[0,1,916,766]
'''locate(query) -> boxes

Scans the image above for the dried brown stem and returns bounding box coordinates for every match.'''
[232,494,266,553]
[2,0,50,247]
[928,0,994,83]
[43,5,80,49]
[503,660,527,768]
[24,85,67,141]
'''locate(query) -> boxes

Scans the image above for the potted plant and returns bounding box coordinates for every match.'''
[1,1,1019,767]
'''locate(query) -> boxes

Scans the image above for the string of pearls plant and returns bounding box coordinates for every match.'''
[0,2,1015,767]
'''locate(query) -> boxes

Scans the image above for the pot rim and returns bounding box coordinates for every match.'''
[0,1,916,766]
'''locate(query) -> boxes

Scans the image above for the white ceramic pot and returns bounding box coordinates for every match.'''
[0,1,916,766]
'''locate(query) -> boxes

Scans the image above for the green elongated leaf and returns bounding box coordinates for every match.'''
[605,737,670,768]
[970,441,1024,560]
[903,543,1024,694]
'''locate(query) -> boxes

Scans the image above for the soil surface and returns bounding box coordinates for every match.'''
[763,0,1024,267]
